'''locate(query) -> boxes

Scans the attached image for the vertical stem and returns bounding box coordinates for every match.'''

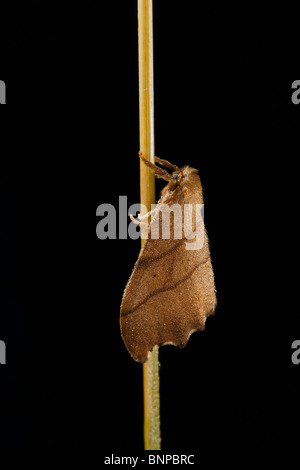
[137,0,161,450]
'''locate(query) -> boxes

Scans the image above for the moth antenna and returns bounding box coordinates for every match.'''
[155,156,178,171]
[139,152,172,182]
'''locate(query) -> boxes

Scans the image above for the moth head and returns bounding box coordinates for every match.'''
[171,166,199,185]
[166,169,183,191]
[172,171,182,183]
[168,166,202,195]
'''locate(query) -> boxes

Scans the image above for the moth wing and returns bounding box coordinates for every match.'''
[120,221,217,363]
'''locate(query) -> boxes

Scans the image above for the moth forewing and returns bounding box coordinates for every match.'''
[120,156,216,363]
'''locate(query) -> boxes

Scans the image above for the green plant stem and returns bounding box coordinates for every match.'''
[137,0,161,450]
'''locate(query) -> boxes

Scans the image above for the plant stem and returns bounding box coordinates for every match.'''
[137,0,161,450]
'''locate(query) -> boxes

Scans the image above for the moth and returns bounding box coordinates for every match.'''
[120,154,217,363]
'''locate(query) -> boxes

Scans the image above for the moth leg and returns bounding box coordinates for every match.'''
[129,214,150,239]
[129,213,150,229]
[130,210,150,222]
[138,208,157,221]
[129,214,140,225]
[155,156,178,171]
[139,152,172,182]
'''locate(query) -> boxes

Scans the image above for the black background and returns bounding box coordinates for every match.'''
[0,1,299,452]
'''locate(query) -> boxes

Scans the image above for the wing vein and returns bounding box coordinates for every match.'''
[121,256,209,317]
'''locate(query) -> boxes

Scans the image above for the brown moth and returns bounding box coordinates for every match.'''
[120,154,217,363]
